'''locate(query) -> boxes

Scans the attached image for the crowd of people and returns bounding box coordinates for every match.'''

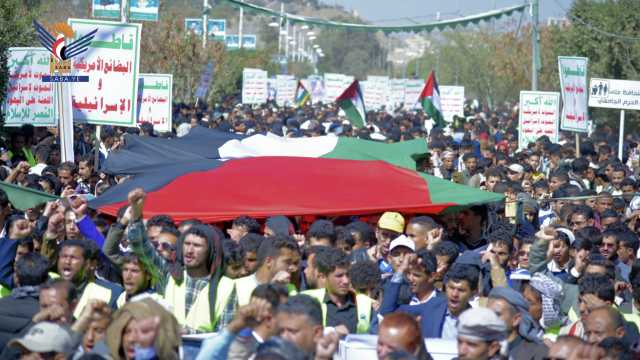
[0,99,639,360]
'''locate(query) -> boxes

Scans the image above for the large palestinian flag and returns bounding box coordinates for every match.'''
[90,127,502,222]
[419,70,445,128]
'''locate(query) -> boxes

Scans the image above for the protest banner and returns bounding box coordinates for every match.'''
[194,62,214,100]
[324,73,349,103]
[275,74,296,107]
[364,76,389,110]
[404,79,423,110]
[185,18,203,36]
[242,68,268,104]
[129,0,159,21]
[588,77,640,159]
[388,79,406,109]
[69,19,142,126]
[518,91,560,150]
[92,0,121,19]
[439,86,465,123]
[208,19,226,40]
[305,75,324,104]
[4,48,56,127]
[558,56,588,132]
[137,73,172,133]
[225,35,240,49]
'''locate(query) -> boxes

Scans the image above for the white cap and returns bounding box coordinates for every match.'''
[389,234,415,252]
[508,164,524,173]
[9,322,73,354]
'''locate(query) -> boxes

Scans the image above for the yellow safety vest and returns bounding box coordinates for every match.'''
[74,281,114,319]
[302,288,372,334]
[235,275,298,307]
[163,273,235,332]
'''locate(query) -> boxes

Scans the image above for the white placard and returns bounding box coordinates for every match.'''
[558,56,589,132]
[69,19,141,126]
[275,74,296,107]
[324,73,348,103]
[588,77,640,110]
[4,48,56,127]
[136,73,172,133]
[440,85,465,123]
[404,79,424,110]
[305,75,324,104]
[388,78,406,109]
[242,68,268,105]
[364,75,389,110]
[519,91,560,149]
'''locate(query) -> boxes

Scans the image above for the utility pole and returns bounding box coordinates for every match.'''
[202,0,208,49]
[531,0,540,90]
[239,0,244,49]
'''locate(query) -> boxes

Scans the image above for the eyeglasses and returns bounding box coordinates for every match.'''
[151,241,176,252]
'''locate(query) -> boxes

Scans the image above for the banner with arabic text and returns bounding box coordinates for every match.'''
[4,48,56,127]
[518,91,560,150]
[136,74,172,133]
[69,19,141,126]
[558,56,588,133]
[92,0,121,19]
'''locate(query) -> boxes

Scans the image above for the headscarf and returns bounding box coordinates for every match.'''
[529,273,564,328]
[106,298,180,360]
[488,286,542,343]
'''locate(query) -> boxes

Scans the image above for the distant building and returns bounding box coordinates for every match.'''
[547,17,570,27]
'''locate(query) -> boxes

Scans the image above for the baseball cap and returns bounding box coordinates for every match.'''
[377,212,405,234]
[508,164,524,173]
[9,322,73,354]
[389,235,415,253]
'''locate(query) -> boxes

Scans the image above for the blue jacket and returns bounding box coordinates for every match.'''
[400,295,449,338]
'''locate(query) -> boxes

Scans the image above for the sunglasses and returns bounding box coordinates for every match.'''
[151,241,176,252]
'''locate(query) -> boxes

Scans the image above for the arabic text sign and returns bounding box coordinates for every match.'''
[92,0,121,19]
[558,56,588,132]
[388,79,406,109]
[242,68,268,105]
[518,91,560,149]
[364,76,389,110]
[588,78,640,111]
[404,79,423,110]
[4,48,56,127]
[275,75,296,107]
[69,19,141,126]
[137,74,172,133]
[439,86,465,123]
[129,0,159,21]
[324,73,349,103]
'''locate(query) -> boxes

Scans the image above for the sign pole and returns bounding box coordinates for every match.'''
[619,109,625,161]
[57,82,75,163]
[575,133,580,157]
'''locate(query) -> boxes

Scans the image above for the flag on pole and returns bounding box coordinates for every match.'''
[336,80,366,128]
[419,70,445,128]
[295,80,311,107]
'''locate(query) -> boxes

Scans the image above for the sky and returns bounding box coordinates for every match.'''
[319,0,575,25]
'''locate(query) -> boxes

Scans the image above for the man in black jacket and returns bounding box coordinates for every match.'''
[0,252,50,349]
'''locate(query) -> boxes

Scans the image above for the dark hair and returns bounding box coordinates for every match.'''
[78,153,94,168]
[532,180,549,191]
[572,204,594,220]
[335,226,355,248]
[17,236,34,252]
[57,161,76,174]
[620,177,636,189]
[59,239,91,261]
[616,230,640,254]
[240,233,265,253]
[572,157,589,173]
[232,216,261,234]
[586,255,616,280]
[488,228,514,253]
[147,214,175,229]
[255,337,307,360]
[346,221,376,247]
[575,226,603,248]
[485,167,504,180]
[444,264,479,292]
[277,294,323,326]
[550,170,569,183]
[314,247,350,275]
[408,216,439,230]
[256,236,299,266]
[15,253,49,286]
[349,260,381,294]
[462,153,477,162]
[600,209,619,220]
[158,225,180,239]
[223,239,245,266]
[432,241,459,265]
[252,283,282,310]
[40,278,78,304]
[307,220,337,246]
[579,273,615,302]
[99,126,116,142]
[598,337,632,360]
[415,249,437,274]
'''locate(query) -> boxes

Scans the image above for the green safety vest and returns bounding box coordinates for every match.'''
[0,284,11,298]
[163,273,235,332]
[302,288,372,334]
[235,275,297,307]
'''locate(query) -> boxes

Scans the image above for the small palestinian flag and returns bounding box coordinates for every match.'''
[419,70,445,128]
[336,80,366,128]
[295,81,311,107]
